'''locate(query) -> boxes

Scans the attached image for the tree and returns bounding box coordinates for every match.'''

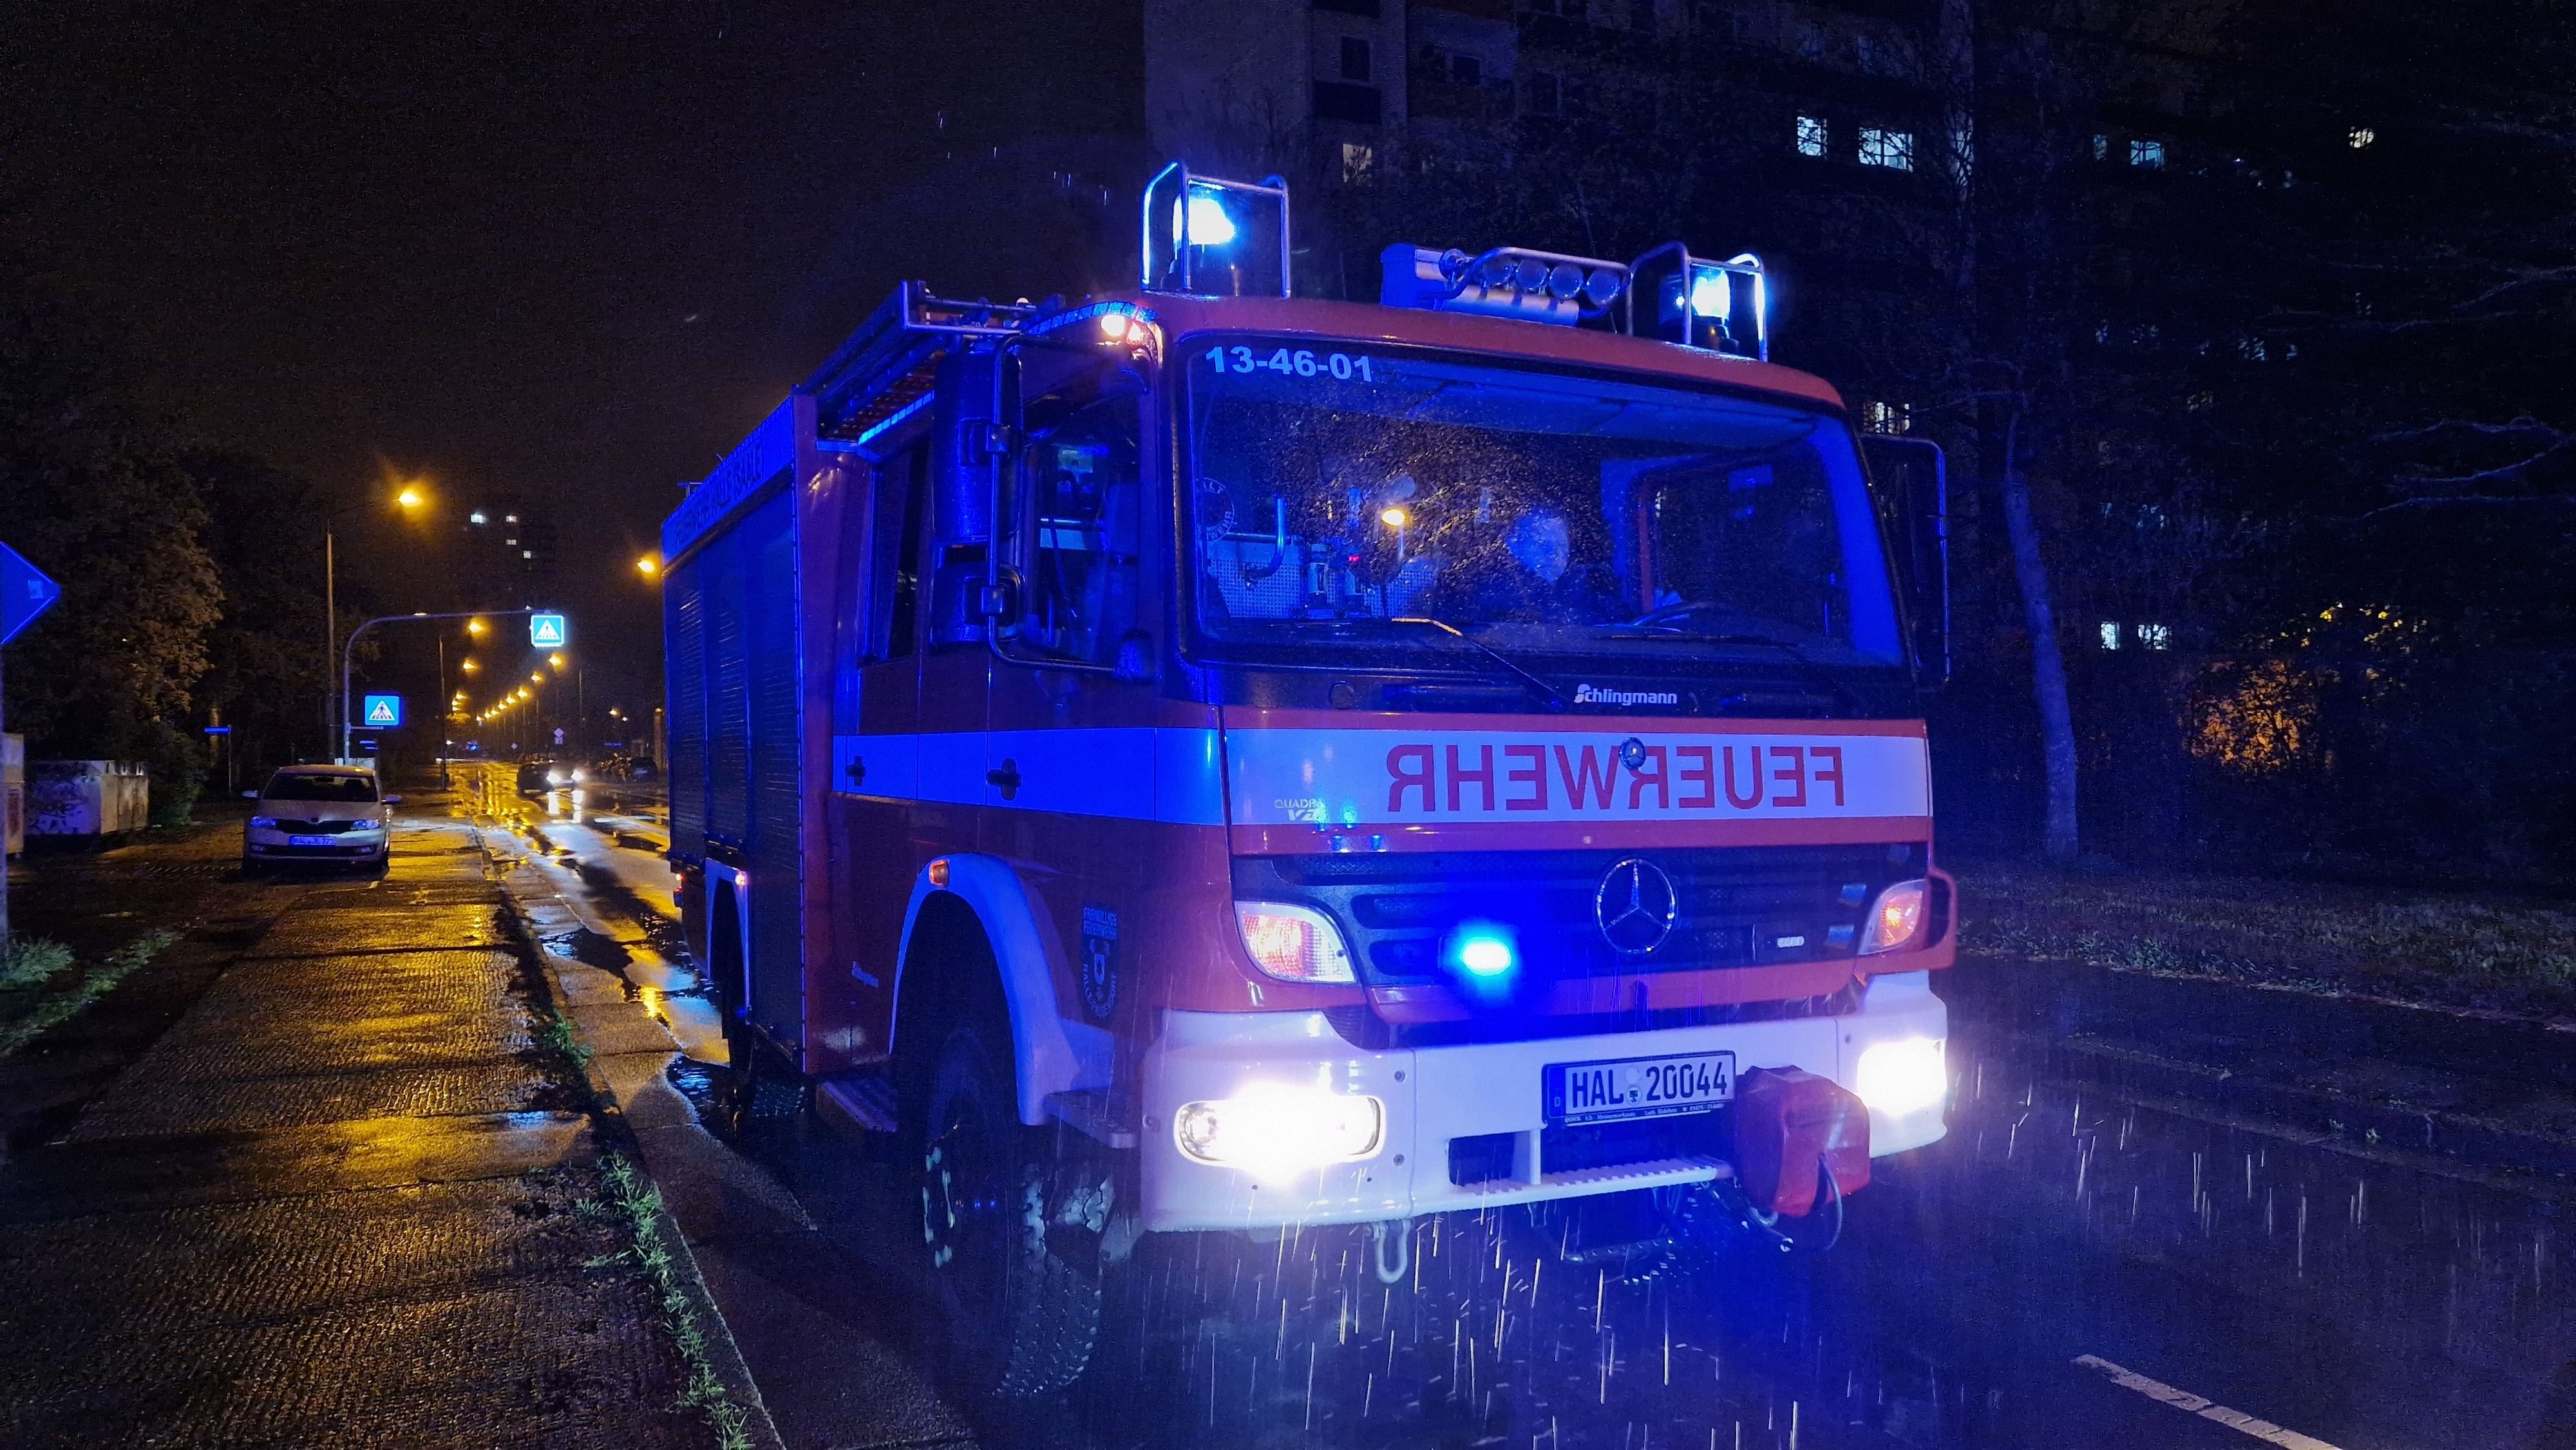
[185,452,333,776]
[0,294,222,794]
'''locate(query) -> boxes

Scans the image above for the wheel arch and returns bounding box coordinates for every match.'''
[891,853,1110,1126]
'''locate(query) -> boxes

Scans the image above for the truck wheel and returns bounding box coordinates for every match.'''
[918,1006,1101,1398]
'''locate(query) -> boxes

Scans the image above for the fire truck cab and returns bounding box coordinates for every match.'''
[662,165,1956,1397]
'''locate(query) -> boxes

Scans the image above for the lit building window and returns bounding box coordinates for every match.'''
[1341,142,1376,185]
[2092,133,2109,161]
[522,550,535,560]
[2129,138,2165,169]
[2347,126,2375,149]
[1863,400,1911,435]
[1858,127,1914,170]
[2099,621,2123,650]
[1795,115,1828,157]
[2136,623,2171,650]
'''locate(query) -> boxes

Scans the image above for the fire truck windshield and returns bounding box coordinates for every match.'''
[1182,339,1905,677]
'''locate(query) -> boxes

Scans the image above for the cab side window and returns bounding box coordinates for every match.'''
[1016,394,1141,665]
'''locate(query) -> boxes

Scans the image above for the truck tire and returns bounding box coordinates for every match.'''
[917,1000,1101,1398]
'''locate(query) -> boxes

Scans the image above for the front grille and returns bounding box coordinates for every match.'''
[1447,1113,1732,1187]
[270,818,365,834]
[1236,843,1925,992]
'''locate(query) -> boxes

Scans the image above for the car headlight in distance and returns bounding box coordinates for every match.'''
[570,768,585,782]
[249,816,277,828]
[1234,901,1355,984]
[1174,1084,1383,1172]
[546,769,567,785]
[1858,878,1927,955]
[1854,1036,1947,1118]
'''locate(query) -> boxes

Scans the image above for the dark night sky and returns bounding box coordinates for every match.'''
[1,1,1142,715]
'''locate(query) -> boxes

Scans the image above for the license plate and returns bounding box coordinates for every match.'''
[289,835,335,846]
[1545,1051,1736,1124]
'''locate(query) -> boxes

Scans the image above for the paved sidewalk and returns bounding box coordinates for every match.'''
[0,800,705,1447]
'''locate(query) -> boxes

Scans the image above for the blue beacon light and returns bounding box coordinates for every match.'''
[1179,191,1237,247]
[1688,268,1730,317]
[1450,925,1519,995]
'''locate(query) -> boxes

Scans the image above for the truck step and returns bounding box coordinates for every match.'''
[815,1075,899,1134]
[1046,1090,1139,1149]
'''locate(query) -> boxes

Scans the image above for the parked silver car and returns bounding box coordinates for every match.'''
[242,766,399,874]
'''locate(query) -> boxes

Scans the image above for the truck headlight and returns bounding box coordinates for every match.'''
[1853,1037,1947,1118]
[1858,879,1927,955]
[1174,1084,1383,1172]
[1234,901,1356,984]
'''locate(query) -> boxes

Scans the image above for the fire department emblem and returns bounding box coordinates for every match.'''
[1594,858,1678,956]
[1079,905,1121,1021]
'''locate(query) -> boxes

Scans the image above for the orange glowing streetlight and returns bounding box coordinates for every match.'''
[636,556,661,578]
[466,617,489,638]
[548,653,566,670]
[460,658,480,674]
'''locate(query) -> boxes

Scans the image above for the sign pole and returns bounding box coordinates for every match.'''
[1,649,10,948]
[0,539,64,950]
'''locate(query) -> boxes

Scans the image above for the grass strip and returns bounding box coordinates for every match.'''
[538,1005,595,1072]
[0,928,182,1060]
[581,1152,756,1450]
[1957,863,2576,1016]
[0,937,75,990]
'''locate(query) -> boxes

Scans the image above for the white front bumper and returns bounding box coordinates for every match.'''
[1138,972,1947,1232]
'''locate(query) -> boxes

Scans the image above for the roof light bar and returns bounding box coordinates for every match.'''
[1380,244,1629,326]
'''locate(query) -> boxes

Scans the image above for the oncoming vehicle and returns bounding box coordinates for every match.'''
[661,165,1957,1398]
[516,758,583,793]
[242,765,397,874]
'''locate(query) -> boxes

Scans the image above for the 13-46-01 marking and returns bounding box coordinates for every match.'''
[1205,345,1376,382]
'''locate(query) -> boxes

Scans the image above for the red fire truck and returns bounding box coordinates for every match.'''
[662,164,1956,1397]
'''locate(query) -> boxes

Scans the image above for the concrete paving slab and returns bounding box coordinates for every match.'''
[0,1111,592,1223]
[570,998,683,1057]
[64,1060,556,1140]
[683,1229,973,1450]
[632,1120,817,1241]
[554,959,634,1006]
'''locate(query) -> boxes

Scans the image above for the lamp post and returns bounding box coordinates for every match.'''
[340,607,543,765]
[325,485,427,761]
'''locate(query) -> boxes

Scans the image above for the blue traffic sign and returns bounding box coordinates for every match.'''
[529,613,567,648]
[361,693,404,728]
[0,540,62,646]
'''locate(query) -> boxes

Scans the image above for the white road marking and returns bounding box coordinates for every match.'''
[2074,1356,2344,1450]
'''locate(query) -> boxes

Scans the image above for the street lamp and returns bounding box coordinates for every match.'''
[636,555,660,578]
[323,482,430,759]
[460,658,479,674]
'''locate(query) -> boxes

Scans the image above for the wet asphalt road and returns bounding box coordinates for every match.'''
[507,787,2576,1450]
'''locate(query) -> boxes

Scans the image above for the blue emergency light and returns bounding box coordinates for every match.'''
[1447,921,1521,1000]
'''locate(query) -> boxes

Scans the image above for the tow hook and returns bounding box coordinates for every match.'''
[1369,1218,1413,1285]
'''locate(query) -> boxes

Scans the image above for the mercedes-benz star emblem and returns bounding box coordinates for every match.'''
[1594,857,1678,955]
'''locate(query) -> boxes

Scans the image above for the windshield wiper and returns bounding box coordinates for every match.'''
[1593,625,1868,716]
[1385,616,1567,710]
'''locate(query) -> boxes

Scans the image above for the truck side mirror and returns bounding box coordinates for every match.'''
[1859,435,1949,688]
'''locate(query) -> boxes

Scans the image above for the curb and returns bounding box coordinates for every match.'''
[478,820,788,1450]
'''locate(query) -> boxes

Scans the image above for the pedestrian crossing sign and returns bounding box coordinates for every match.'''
[362,693,403,728]
[529,613,567,648]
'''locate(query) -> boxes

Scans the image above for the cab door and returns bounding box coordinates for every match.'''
[819,440,930,1072]
[981,361,1151,1047]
